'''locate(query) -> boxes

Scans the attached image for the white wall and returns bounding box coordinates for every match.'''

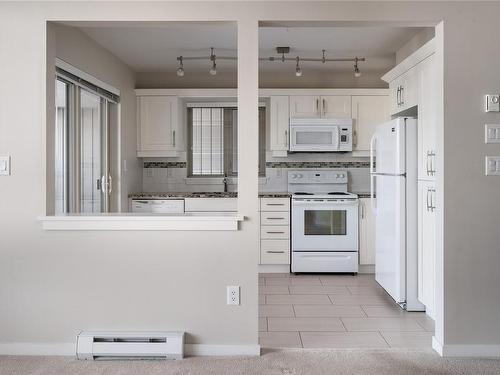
[51,23,141,212]
[1,1,500,356]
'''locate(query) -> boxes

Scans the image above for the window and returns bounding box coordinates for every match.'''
[54,68,117,214]
[188,106,266,176]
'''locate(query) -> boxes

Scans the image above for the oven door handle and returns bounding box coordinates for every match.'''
[292,200,358,206]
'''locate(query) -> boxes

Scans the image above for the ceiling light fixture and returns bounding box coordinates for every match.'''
[354,57,362,78]
[174,47,365,77]
[295,57,303,77]
[176,56,185,77]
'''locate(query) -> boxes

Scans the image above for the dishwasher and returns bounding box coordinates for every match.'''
[131,199,184,214]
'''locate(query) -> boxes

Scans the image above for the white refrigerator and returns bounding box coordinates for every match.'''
[370,117,424,311]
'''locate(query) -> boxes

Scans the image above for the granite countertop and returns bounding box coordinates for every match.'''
[129,192,291,199]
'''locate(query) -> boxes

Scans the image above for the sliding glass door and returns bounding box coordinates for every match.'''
[55,72,115,214]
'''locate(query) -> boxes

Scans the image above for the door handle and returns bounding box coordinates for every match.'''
[316,98,320,116]
[430,151,436,176]
[360,202,365,219]
[267,217,285,220]
[400,85,405,106]
[370,174,377,215]
[285,129,288,148]
[172,130,176,147]
[430,188,436,212]
[267,231,285,234]
[96,178,102,191]
[396,86,401,106]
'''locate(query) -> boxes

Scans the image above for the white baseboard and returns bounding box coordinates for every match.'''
[185,344,260,356]
[0,343,75,356]
[433,336,500,358]
[0,342,260,357]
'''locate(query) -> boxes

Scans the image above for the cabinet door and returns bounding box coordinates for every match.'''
[417,180,436,319]
[270,96,290,156]
[359,198,375,265]
[417,54,438,181]
[289,95,321,118]
[137,96,179,156]
[351,96,389,152]
[320,95,352,119]
[400,66,418,111]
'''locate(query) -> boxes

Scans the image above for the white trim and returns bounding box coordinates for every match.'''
[56,58,120,96]
[0,343,260,357]
[258,264,290,273]
[186,102,266,108]
[381,38,436,83]
[38,214,244,231]
[0,343,75,356]
[135,88,389,98]
[185,344,260,356]
[432,336,443,356]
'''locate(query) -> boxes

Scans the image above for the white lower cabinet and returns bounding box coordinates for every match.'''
[417,180,436,319]
[358,198,375,265]
[259,197,290,265]
[184,198,237,212]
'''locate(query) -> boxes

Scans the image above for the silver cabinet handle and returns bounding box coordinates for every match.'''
[400,85,405,106]
[172,130,176,147]
[266,203,285,206]
[426,151,431,176]
[267,251,285,254]
[316,98,320,116]
[267,217,285,220]
[430,188,436,212]
[267,231,285,234]
[285,129,288,148]
[322,98,326,116]
[430,151,436,176]
[108,175,113,194]
[396,86,401,106]
[96,178,102,191]
[426,188,431,211]
[360,201,365,219]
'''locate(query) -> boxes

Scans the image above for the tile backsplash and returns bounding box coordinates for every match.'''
[141,160,371,194]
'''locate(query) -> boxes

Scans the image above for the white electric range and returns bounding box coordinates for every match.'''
[288,170,359,274]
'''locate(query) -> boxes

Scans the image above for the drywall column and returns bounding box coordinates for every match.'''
[237,18,259,345]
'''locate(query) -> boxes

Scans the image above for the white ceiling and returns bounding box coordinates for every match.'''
[76,23,424,75]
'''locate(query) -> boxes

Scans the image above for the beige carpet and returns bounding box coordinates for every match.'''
[1,350,500,375]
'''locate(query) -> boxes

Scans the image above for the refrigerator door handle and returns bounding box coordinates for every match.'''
[370,174,377,214]
[369,134,377,174]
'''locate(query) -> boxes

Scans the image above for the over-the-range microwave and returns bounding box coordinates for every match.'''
[289,118,353,152]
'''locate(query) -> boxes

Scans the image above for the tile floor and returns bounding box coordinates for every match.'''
[259,273,435,349]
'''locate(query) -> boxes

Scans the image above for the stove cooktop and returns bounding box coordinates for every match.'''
[292,191,358,199]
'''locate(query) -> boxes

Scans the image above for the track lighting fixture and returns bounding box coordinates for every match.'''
[175,47,365,78]
[176,56,184,77]
[354,57,362,78]
[295,57,303,77]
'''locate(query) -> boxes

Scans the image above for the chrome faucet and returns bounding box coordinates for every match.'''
[223,173,229,193]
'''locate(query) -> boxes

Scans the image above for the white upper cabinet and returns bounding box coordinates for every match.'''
[320,96,352,118]
[137,96,180,157]
[358,197,375,265]
[388,66,418,115]
[351,95,389,152]
[269,96,290,157]
[289,95,351,119]
[289,95,322,118]
[417,54,438,181]
[417,180,436,319]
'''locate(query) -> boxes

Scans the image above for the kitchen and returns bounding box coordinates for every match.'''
[51,22,439,349]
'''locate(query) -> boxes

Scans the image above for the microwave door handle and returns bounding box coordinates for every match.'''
[336,126,341,150]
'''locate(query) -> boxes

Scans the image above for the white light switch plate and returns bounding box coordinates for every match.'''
[0,156,11,175]
[485,124,500,143]
[485,156,500,176]
[485,95,500,112]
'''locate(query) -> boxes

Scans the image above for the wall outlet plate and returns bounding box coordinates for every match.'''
[485,124,500,143]
[485,95,500,112]
[0,156,11,175]
[227,286,240,305]
[485,156,500,176]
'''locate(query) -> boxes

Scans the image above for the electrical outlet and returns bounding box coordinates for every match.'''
[227,286,240,305]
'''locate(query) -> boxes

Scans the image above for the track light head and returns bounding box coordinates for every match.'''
[354,57,362,78]
[176,56,185,77]
[295,57,303,77]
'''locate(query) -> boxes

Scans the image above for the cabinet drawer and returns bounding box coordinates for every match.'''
[261,225,289,239]
[260,198,290,211]
[260,211,290,225]
[261,240,290,265]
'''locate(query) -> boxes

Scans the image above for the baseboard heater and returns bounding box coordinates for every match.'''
[76,331,185,360]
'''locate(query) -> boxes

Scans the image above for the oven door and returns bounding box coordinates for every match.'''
[289,125,340,152]
[292,199,359,251]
